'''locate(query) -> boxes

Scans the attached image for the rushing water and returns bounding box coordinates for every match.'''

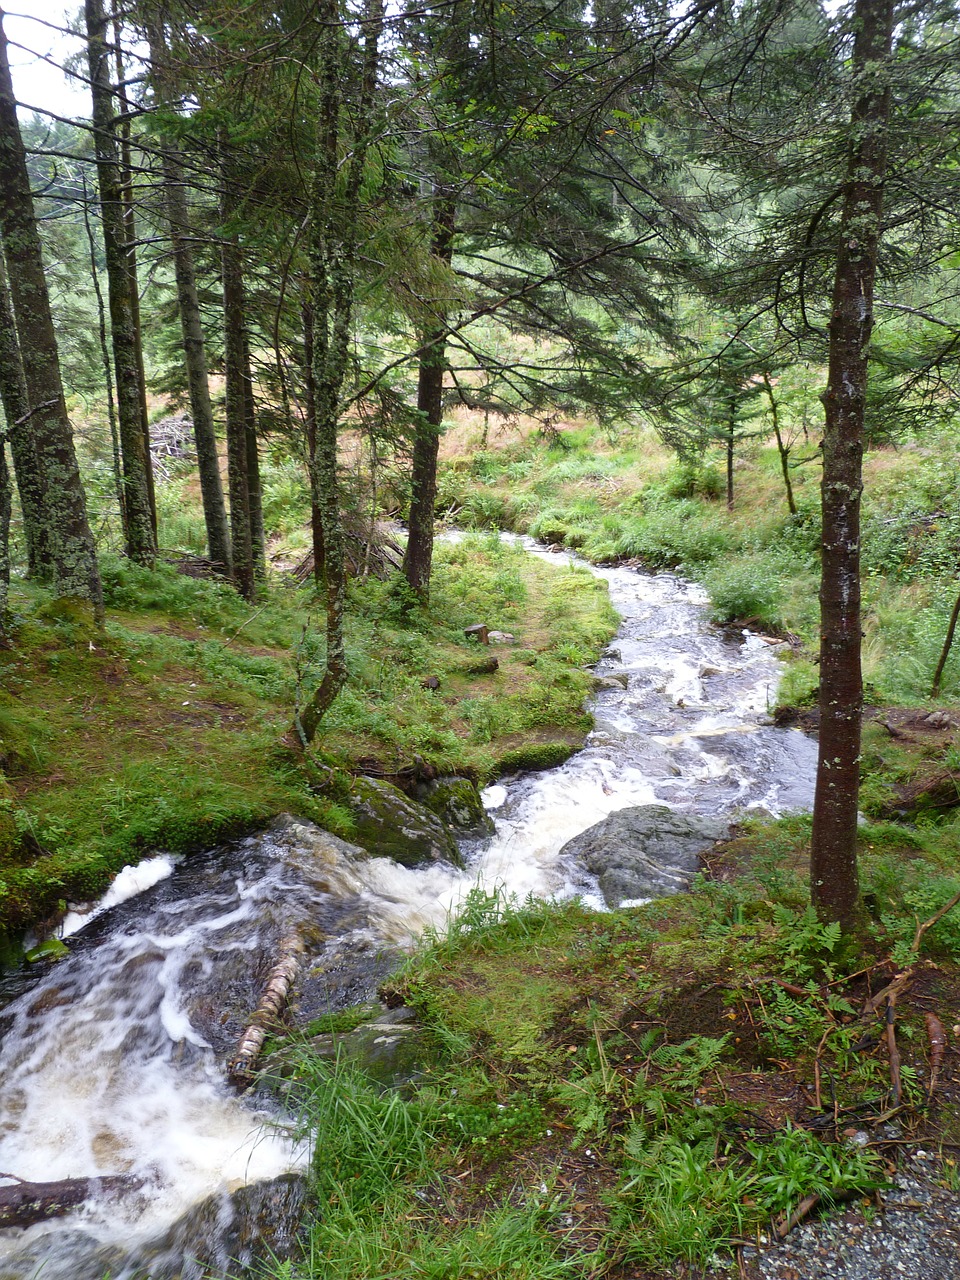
[0,550,818,1278]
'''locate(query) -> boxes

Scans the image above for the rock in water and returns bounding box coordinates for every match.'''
[347,777,464,869]
[416,776,495,838]
[559,804,729,907]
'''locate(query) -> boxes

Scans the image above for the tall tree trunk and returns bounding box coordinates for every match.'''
[242,326,266,582]
[810,0,893,931]
[299,0,384,744]
[222,226,255,602]
[85,0,156,565]
[302,298,324,586]
[0,248,47,576]
[725,397,735,511]
[80,170,124,539]
[763,371,796,516]
[931,589,960,699]
[147,24,231,574]
[0,15,102,611]
[403,196,455,600]
[113,17,156,537]
[0,430,9,628]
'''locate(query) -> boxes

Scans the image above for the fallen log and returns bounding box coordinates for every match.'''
[0,1172,141,1229]
[228,934,304,1085]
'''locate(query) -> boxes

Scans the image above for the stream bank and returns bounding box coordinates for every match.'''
[0,545,829,1278]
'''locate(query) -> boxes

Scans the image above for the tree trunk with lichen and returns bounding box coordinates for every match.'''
[222,228,255,602]
[299,0,384,743]
[403,199,455,601]
[0,248,47,579]
[85,0,156,565]
[810,0,893,931]
[0,14,101,612]
[148,24,231,575]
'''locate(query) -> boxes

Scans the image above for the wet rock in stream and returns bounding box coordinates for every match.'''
[346,777,465,869]
[560,803,730,906]
[415,775,494,839]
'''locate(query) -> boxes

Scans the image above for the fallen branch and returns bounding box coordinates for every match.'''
[886,993,902,1108]
[0,1173,141,1229]
[228,934,305,1084]
[774,1191,820,1238]
[924,1012,946,1103]
[861,969,913,1017]
[912,889,960,953]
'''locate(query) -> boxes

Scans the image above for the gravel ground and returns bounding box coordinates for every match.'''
[742,1154,960,1280]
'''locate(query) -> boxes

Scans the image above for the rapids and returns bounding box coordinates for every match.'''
[0,548,817,1278]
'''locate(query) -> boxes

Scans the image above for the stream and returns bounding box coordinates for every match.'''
[0,548,818,1279]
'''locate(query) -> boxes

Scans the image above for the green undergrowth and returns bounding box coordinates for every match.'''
[266,813,960,1278]
[0,535,615,938]
[436,423,960,705]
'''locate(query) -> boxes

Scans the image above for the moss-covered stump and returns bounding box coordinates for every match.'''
[346,776,464,869]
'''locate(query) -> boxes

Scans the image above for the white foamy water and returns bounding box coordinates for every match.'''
[58,854,178,940]
[0,546,817,1277]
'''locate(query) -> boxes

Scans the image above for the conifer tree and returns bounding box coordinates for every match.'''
[0,12,102,611]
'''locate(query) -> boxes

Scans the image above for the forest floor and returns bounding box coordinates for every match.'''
[0,533,616,945]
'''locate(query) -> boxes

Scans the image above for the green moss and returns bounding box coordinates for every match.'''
[494,740,581,774]
[303,1002,382,1037]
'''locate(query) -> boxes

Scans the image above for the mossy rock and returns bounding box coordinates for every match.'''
[416,776,494,838]
[495,741,580,775]
[347,776,464,869]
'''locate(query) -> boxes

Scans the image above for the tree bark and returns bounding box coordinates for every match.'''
[302,298,325,587]
[0,1174,140,1229]
[300,0,384,743]
[148,24,231,574]
[763,371,796,516]
[80,169,124,539]
[810,0,893,931]
[112,20,156,537]
[85,0,156,565]
[931,589,960,699]
[403,197,456,600]
[0,14,102,611]
[725,396,735,510]
[228,933,303,1084]
[0,418,9,626]
[0,247,47,577]
[242,325,266,582]
[222,224,255,601]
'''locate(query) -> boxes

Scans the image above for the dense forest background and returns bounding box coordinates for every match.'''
[4,1,960,1275]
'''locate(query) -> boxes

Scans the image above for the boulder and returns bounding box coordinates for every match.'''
[559,804,730,907]
[416,775,494,838]
[298,1005,431,1087]
[347,776,464,869]
[591,673,629,692]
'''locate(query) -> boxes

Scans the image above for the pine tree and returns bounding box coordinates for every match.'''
[0,13,102,611]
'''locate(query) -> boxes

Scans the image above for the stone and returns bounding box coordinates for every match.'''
[559,803,730,907]
[346,776,464,869]
[487,631,516,644]
[302,1006,431,1087]
[591,673,629,692]
[416,776,494,838]
[461,655,499,675]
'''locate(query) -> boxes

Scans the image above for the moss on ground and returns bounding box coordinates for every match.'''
[0,536,616,937]
[351,812,960,1278]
